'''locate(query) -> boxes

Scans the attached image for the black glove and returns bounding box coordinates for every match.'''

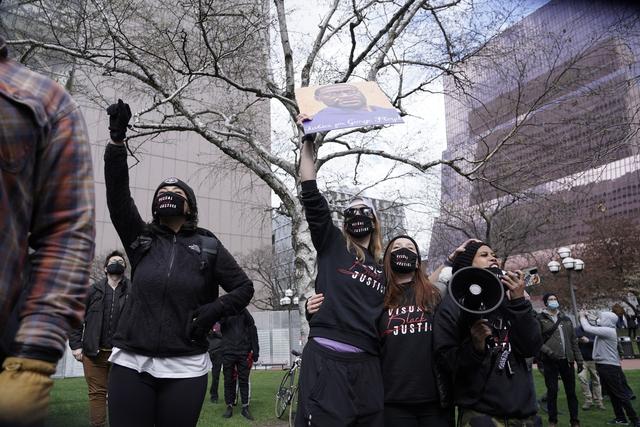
[577,362,584,374]
[302,133,316,144]
[106,99,132,142]
[252,353,259,363]
[189,302,222,342]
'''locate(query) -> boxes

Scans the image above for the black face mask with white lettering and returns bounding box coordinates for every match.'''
[152,192,187,217]
[390,248,418,273]
[345,215,373,237]
[106,263,125,275]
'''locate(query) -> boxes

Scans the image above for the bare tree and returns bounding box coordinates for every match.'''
[3,0,560,338]
[239,246,296,311]
[577,215,640,303]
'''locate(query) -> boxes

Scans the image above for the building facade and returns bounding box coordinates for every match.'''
[429,0,640,264]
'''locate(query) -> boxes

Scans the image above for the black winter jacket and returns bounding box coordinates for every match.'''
[434,294,543,419]
[220,309,259,358]
[104,143,254,357]
[68,277,130,357]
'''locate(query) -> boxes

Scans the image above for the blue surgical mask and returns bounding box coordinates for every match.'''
[547,301,559,310]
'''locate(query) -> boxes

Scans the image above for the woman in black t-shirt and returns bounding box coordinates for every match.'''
[379,235,453,426]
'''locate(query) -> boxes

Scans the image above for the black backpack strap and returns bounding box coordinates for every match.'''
[542,317,563,344]
[199,235,219,272]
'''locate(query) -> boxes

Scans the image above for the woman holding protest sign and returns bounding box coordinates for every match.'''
[294,129,386,426]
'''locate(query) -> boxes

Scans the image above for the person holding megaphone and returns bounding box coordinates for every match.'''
[433,240,543,427]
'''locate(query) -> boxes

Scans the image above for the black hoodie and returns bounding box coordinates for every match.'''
[300,180,385,355]
[433,293,542,418]
[104,143,254,357]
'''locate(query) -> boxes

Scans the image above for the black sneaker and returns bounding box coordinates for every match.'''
[222,405,233,418]
[241,406,255,421]
[607,419,629,425]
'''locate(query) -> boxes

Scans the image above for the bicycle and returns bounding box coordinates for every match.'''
[275,349,302,422]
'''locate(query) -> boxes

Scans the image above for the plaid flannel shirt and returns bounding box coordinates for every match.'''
[0,37,95,361]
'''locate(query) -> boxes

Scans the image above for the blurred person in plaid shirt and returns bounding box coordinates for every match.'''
[0,32,96,426]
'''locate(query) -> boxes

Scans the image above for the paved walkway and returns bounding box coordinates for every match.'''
[622,358,640,370]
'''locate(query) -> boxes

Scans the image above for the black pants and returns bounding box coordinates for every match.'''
[596,363,639,423]
[294,338,384,427]
[222,353,250,406]
[384,402,454,427]
[107,364,207,427]
[209,351,223,399]
[542,358,579,424]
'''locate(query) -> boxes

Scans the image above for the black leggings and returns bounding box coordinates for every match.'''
[108,364,207,427]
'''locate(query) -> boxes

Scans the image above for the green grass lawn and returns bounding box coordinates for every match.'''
[47,370,639,426]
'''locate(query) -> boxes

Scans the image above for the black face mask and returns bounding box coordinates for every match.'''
[390,248,418,273]
[106,263,125,275]
[345,215,373,237]
[153,192,187,217]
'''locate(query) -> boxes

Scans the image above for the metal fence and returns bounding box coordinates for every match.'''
[54,309,303,378]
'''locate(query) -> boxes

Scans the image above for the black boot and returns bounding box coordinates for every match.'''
[241,405,254,421]
[222,405,233,418]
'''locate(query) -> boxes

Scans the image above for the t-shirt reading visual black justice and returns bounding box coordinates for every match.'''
[300,180,385,355]
[379,284,438,403]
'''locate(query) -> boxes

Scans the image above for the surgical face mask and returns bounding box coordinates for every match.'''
[547,300,559,310]
[345,215,373,237]
[390,248,418,274]
[106,262,125,275]
[153,191,187,217]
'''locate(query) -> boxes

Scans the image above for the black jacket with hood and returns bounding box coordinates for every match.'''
[220,309,259,358]
[68,276,130,357]
[104,143,254,357]
[434,293,543,419]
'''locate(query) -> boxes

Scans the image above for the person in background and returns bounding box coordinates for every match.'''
[537,293,583,427]
[207,322,223,403]
[69,251,130,427]
[622,289,639,341]
[579,311,639,427]
[575,323,605,411]
[220,309,259,420]
[0,35,95,427]
[433,240,543,427]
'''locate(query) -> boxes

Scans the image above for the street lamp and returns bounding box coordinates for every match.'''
[281,289,298,365]
[547,247,585,323]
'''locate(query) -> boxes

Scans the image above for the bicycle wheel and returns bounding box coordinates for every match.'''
[288,385,299,427]
[275,369,293,418]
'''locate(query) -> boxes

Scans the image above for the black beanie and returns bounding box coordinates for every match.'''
[451,240,486,273]
[384,235,421,267]
[542,293,557,306]
[152,177,198,222]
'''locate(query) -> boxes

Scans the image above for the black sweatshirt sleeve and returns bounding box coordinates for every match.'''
[67,321,84,351]
[206,243,255,320]
[503,297,543,357]
[68,285,95,350]
[433,294,487,374]
[300,180,341,254]
[248,315,259,356]
[104,143,145,251]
